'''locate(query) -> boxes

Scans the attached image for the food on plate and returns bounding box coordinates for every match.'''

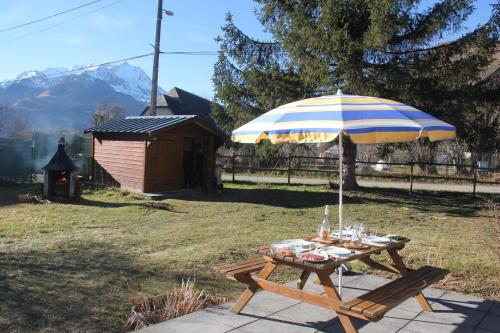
[275,248,294,256]
[299,253,326,261]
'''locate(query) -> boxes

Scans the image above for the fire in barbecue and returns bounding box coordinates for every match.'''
[57,172,69,184]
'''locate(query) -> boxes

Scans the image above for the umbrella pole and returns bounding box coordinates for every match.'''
[338,131,343,296]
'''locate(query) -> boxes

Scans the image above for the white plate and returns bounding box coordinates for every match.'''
[271,239,320,253]
[364,236,391,243]
[321,246,354,257]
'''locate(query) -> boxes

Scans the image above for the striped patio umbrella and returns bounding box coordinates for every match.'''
[232,89,456,294]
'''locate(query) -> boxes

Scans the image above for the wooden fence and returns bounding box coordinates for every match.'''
[217,153,500,197]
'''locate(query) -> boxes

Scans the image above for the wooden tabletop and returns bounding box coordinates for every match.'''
[257,236,409,271]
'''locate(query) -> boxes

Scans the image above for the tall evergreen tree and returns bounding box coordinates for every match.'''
[213,1,499,189]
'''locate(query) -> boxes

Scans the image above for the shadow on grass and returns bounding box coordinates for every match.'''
[0,184,39,207]
[0,242,149,332]
[170,181,497,218]
[0,184,185,213]
[75,197,184,213]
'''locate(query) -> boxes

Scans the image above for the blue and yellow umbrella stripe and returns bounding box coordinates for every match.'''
[232,92,456,144]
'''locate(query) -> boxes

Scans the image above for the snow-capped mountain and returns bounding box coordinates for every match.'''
[0,62,161,134]
[0,62,163,102]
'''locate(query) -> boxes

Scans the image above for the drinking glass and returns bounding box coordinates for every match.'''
[358,223,365,236]
[351,224,362,246]
[366,226,377,238]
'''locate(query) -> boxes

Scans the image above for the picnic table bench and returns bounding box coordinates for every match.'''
[215,236,448,333]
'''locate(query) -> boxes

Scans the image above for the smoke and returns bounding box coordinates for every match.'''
[0,130,92,182]
[32,131,92,177]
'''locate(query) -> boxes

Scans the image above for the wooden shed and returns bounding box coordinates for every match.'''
[84,115,223,193]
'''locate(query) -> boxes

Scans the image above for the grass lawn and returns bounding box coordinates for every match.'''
[0,182,498,332]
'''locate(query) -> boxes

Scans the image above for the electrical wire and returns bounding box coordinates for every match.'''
[161,51,218,55]
[0,0,125,46]
[0,0,105,33]
[1,51,218,85]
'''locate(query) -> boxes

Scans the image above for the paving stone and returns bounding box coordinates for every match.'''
[490,302,500,316]
[399,320,476,333]
[322,315,408,333]
[200,303,264,328]
[422,287,446,300]
[330,272,365,284]
[439,291,495,313]
[478,313,500,332]
[270,301,338,330]
[137,311,233,333]
[385,304,421,320]
[285,276,326,294]
[343,274,390,291]
[135,274,492,333]
[231,316,318,333]
[412,300,486,327]
[240,290,301,317]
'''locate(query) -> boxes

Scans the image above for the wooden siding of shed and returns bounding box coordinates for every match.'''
[93,137,145,192]
[144,123,217,192]
[144,133,184,192]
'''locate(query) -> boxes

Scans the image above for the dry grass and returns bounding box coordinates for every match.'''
[484,200,500,263]
[124,280,227,331]
[0,182,498,332]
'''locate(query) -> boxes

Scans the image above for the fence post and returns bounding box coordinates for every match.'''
[472,165,477,199]
[408,161,414,195]
[31,131,35,184]
[232,152,236,182]
[287,153,292,185]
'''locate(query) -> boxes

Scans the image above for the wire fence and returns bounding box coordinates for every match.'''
[218,153,500,197]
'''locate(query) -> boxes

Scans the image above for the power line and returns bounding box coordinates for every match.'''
[0,0,125,46]
[161,51,218,55]
[1,51,218,85]
[45,52,156,77]
[0,0,105,33]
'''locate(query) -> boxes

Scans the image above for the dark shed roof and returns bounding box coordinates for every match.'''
[84,115,219,135]
[141,87,217,124]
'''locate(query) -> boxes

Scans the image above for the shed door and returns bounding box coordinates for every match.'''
[182,137,206,188]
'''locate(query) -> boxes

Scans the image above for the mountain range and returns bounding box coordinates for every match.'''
[0,63,164,135]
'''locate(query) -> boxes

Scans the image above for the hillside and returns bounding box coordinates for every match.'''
[0,63,162,135]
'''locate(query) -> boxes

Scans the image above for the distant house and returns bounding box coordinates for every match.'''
[141,87,218,127]
[84,88,225,193]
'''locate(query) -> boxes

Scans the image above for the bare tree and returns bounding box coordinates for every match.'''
[441,140,468,174]
[357,145,380,163]
[408,141,438,174]
[9,113,32,141]
[92,102,126,126]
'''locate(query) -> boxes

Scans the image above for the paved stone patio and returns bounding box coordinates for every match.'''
[138,273,499,333]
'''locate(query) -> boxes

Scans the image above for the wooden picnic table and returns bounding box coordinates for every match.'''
[217,236,448,333]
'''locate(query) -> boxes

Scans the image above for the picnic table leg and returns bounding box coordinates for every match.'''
[231,261,277,314]
[296,270,311,290]
[317,272,358,333]
[387,248,433,312]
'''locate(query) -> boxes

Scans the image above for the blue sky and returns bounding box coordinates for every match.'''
[0,0,495,100]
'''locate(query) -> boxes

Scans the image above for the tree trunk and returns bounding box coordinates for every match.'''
[412,140,438,174]
[342,136,358,190]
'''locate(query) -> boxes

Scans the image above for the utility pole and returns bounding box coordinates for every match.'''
[150,0,173,116]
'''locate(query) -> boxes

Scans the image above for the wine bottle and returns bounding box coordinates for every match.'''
[321,205,330,240]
